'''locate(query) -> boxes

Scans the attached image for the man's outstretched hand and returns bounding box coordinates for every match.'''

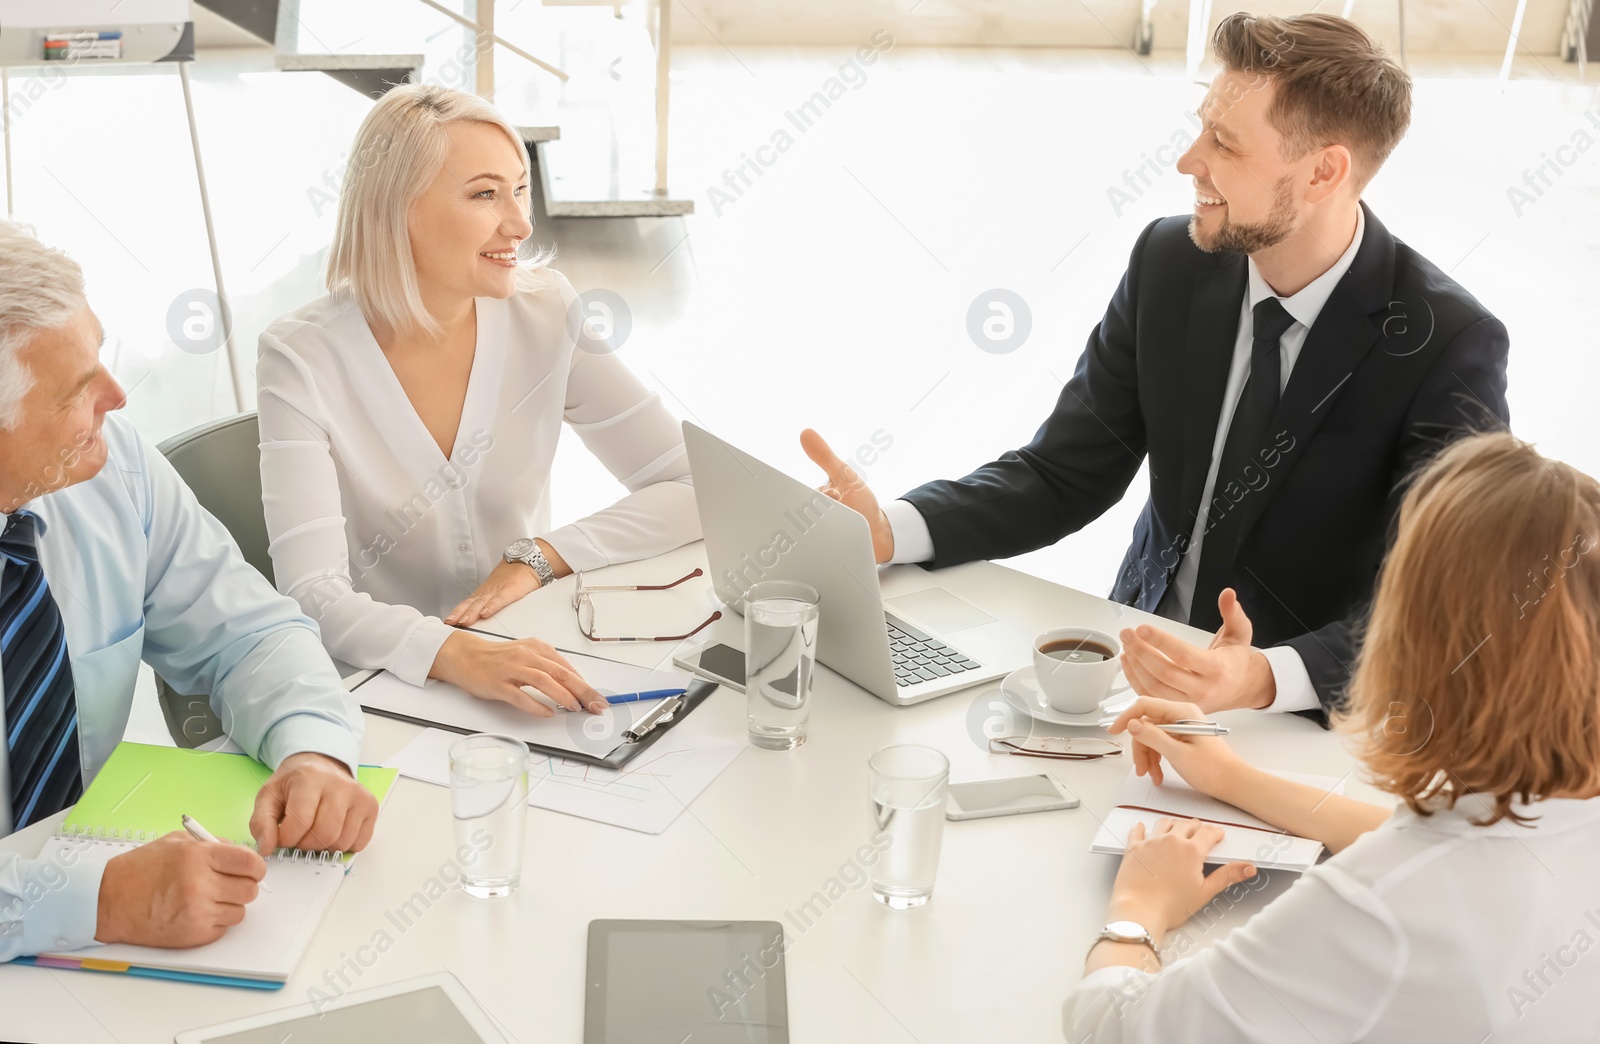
[1118,588,1277,712]
[801,429,895,564]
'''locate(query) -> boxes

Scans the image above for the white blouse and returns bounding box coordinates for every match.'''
[256,268,701,685]
[1063,792,1600,1042]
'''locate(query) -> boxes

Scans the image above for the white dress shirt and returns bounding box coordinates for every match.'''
[0,414,364,961]
[1063,791,1600,1043]
[886,209,1366,713]
[257,268,701,686]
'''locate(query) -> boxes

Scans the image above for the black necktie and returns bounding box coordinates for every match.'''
[1189,297,1296,631]
[1,511,82,830]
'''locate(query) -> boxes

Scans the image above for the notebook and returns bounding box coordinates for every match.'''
[353,647,709,768]
[1089,767,1346,873]
[16,743,398,989]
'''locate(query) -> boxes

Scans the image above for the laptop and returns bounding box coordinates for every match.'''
[683,422,1030,706]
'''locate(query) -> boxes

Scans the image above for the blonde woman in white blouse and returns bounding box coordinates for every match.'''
[258,85,701,716]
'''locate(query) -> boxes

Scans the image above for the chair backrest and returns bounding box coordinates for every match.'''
[155,412,274,586]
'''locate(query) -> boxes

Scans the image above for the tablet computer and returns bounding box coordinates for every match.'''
[585,919,790,1043]
[174,971,508,1044]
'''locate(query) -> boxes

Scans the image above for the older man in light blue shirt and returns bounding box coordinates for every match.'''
[0,222,377,959]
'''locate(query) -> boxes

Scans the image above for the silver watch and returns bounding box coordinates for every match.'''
[504,537,555,587]
[1093,920,1160,965]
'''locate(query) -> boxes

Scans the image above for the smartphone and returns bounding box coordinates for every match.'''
[945,774,1080,821]
[671,640,746,692]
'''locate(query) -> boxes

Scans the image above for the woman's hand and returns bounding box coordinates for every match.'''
[1109,697,1390,855]
[446,560,542,627]
[1106,696,1246,795]
[433,632,605,716]
[1108,818,1257,938]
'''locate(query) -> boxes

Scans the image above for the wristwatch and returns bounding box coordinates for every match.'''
[504,537,555,588]
[1092,920,1161,966]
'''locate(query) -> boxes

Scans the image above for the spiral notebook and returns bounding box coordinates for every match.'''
[15,742,398,990]
[1089,767,1345,873]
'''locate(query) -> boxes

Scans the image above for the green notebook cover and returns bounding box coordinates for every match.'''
[64,742,398,849]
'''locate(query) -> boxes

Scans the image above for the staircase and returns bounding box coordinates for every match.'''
[195,0,691,216]
[1562,0,1595,66]
[273,0,426,100]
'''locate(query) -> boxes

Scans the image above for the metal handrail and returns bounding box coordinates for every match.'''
[1561,0,1592,76]
[417,0,568,83]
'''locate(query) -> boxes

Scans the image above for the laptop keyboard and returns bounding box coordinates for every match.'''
[888,617,982,688]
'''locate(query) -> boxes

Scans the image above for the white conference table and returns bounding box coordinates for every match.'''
[0,542,1376,1043]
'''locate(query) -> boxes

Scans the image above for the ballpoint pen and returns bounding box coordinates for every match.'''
[604,687,689,705]
[1153,720,1230,736]
[181,814,219,843]
[187,812,276,889]
[1096,717,1231,736]
[537,687,690,711]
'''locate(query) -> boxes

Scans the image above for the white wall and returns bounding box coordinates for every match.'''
[192,1,1579,61]
[668,0,1572,56]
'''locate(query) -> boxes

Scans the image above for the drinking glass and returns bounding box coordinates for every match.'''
[744,580,820,750]
[448,734,528,899]
[867,744,949,909]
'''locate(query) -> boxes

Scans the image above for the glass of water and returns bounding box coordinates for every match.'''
[744,580,820,750]
[867,744,949,909]
[448,733,528,899]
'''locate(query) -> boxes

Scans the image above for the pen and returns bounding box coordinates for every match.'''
[529,687,688,712]
[605,687,689,705]
[1153,720,1230,736]
[1095,718,1231,736]
[181,814,219,843]
[1145,720,1228,736]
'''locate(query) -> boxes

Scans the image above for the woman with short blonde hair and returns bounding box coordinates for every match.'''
[258,84,701,714]
[322,87,551,338]
[1065,431,1600,1041]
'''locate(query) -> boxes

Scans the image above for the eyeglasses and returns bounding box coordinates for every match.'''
[988,736,1123,761]
[571,568,721,642]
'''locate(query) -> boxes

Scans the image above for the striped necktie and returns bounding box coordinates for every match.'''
[1,511,82,830]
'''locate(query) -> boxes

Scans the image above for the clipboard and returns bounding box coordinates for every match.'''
[351,648,720,770]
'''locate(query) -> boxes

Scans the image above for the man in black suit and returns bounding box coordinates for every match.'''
[803,12,1509,722]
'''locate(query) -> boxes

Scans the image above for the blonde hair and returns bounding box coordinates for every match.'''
[0,221,88,428]
[1340,432,1600,825]
[324,84,552,338]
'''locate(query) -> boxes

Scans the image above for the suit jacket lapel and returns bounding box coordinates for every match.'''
[1232,202,1396,547]
[1177,256,1247,536]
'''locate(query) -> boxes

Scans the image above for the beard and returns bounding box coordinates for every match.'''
[1188,174,1297,255]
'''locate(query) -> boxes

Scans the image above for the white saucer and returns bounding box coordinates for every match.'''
[999,666,1131,728]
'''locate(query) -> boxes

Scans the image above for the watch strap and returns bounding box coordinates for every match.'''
[508,541,556,587]
[1090,924,1161,967]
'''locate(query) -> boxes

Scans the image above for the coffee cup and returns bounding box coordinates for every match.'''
[1032,627,1130,714]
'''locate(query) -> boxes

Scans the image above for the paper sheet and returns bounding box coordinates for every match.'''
[1089,768,1346,873]
[384,724,746,835]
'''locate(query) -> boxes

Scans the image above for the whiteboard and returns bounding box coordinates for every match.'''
[0,0,190,28]
[0,0,190,67]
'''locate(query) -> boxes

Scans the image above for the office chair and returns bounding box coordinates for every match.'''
[153,412,273,748]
